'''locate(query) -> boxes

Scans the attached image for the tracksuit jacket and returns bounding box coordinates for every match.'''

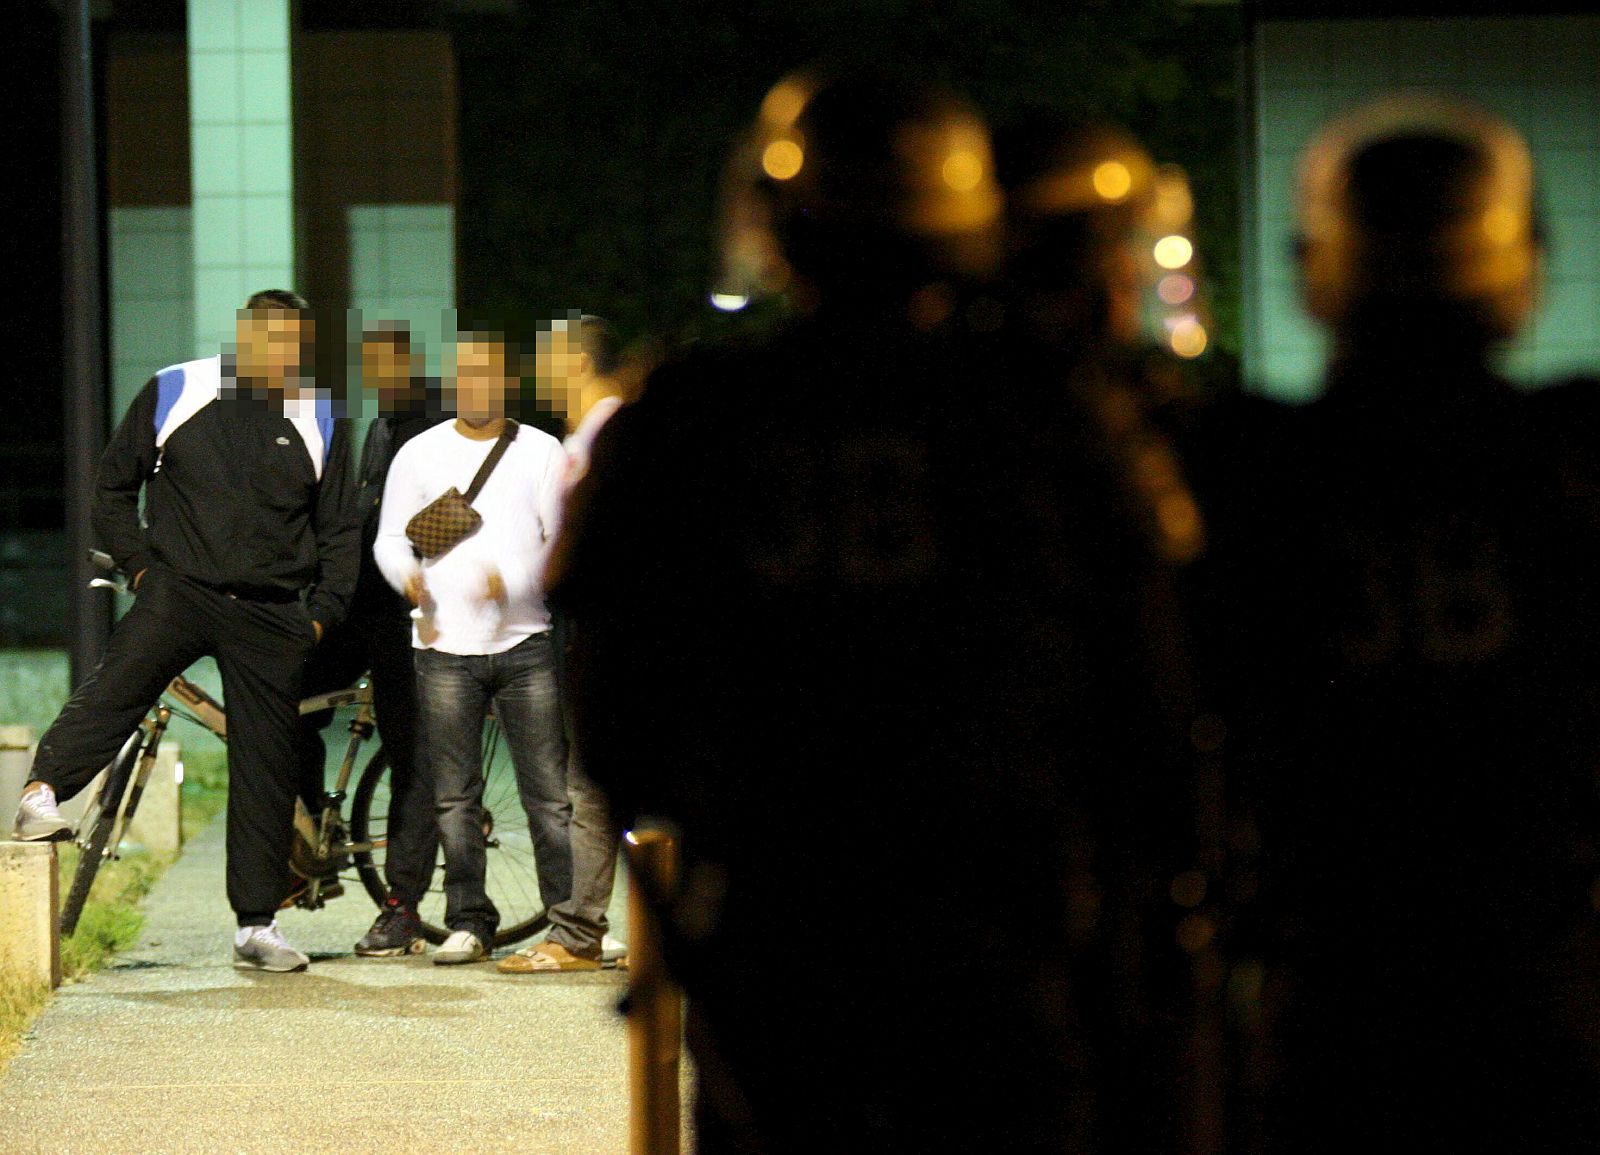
[94,355,359,626]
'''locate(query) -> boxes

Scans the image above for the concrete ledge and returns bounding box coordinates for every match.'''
[127,741,182,857]
[0,840,60,988]
[0,724,36,811]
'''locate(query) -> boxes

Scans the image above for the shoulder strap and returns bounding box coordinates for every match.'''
[463,419,518,504]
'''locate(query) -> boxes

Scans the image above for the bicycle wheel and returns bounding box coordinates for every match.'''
[350,725,550,947]
[60,728,142,937]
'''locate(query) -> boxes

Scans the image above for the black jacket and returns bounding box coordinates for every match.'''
[93,366,360,628]
[350,402,444,617]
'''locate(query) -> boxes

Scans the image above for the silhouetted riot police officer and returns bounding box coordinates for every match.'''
[549,70,1201,1152]
[1238,96,1600,1152]
[995,113,1220,1154]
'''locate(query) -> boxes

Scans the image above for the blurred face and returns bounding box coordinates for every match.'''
[534,329,591,422]
[234,308,311,391]
[361,337,418,413]
[451,338,514,421]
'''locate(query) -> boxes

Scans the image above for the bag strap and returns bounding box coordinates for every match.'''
[462,419,518,504]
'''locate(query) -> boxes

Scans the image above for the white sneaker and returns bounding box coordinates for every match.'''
[600,934,629,965]
[434,929,488,965]
[233,922,310,972]
[13,784,72,842]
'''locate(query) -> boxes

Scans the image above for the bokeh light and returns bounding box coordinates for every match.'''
[762,139,804,181]
[1170,317,1208,358]
[1153,165,1194,226]
[760,80,808,128]
[1153,234,1194,270]
[942,149,985,192]
[1157,273,1195,305]
[1092,160,1133,202]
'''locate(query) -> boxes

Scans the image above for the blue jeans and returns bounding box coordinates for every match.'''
[415,631,573,942]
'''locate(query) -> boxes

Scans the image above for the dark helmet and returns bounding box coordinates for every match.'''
[1296,94,1541,340]
[713,69,1003,307]
[998,115,1209,358]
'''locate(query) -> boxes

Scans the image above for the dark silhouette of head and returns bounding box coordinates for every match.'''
[998,115,1160,347]
[1296,95,1542,349]
[715,68,1002,311]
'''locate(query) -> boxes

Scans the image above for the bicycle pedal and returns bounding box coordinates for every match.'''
[302,881,345,906]
[281,878,344,910]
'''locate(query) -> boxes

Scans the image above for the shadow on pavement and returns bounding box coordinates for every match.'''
[110,972,486,1016]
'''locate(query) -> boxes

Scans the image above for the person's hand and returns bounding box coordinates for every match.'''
[405,572,427,606]
[484,568,506,604]
[131,568,148,592]
[311,620,324,644]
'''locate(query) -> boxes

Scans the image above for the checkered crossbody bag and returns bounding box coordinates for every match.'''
[404,420,518,558]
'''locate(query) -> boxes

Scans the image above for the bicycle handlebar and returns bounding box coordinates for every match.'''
[87,549,131,593]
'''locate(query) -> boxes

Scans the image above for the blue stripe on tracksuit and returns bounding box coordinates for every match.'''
[153,366,186,434]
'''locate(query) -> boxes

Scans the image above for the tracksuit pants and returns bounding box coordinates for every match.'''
[296,588,437,907]
[31,563,315,925]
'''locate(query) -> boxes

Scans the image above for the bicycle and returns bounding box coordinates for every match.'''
[60,552,551,950]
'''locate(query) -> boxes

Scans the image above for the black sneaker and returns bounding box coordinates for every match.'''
[355,898,426,957]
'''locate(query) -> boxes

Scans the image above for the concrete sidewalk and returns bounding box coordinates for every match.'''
[0,814,648,1154]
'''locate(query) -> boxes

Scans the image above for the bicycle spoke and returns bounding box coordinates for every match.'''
[489,841,540,872]
[483,776,516,811]
[487,855,534,922]
[490,841,543,919]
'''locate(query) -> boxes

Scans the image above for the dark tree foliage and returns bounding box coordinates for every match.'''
[453,0,1243,357]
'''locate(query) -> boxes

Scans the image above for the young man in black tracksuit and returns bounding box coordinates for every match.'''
[13,290,359,973]
[294,323,445,956]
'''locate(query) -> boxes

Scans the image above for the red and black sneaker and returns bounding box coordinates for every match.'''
[354,897,426,957]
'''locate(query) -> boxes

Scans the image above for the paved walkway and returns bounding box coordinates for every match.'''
[0,815,649,1154]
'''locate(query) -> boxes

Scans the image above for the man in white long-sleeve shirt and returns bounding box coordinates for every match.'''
[374,330,576,965]
[501,313,633,974]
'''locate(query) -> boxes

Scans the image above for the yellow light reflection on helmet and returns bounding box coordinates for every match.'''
[1091,160,1133,202]
[942,149,985,192]
[1481,204,1522,245]
[760,80,809,128]
[762,139,805,181]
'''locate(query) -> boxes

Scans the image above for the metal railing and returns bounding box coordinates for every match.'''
[625,828,682,1155]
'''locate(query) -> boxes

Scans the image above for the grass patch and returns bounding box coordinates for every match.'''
[181,747,229,843]
[56,843,170,978]
[59,749,229,977]
[0,977,52,1073]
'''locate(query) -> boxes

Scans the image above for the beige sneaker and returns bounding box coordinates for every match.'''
[434,930,488,965]
[13,784,72,842]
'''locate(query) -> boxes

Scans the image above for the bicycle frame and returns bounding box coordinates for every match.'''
[107,707,173,864]
[138,674,390,908]
[298,681,384,907]
[164,674,227,738]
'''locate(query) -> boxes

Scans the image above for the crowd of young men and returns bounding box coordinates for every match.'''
[14,300,629,975]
